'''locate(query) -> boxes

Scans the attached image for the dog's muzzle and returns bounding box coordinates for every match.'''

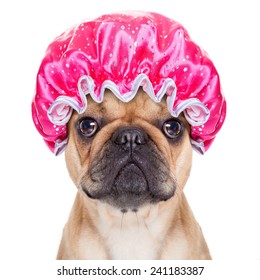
[82,126,176,212]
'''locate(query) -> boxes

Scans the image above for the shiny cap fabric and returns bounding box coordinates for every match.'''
[32,11,226,155]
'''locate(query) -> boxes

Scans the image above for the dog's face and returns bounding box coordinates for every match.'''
[65,89,192,213]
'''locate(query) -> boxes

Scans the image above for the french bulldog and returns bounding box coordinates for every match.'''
[57,89,211,260]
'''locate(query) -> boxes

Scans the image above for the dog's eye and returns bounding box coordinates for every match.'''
[78,118,98,137]
[162,119,182,139]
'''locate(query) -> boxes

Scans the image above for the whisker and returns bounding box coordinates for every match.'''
[135,211,140,230]
[142,206,152,234]
[120,212,125,233]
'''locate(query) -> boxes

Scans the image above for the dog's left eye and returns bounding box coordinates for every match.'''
[78,118,98,137]
[162,119,183,139]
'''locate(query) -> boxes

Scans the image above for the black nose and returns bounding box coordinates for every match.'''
[113,127,148,150]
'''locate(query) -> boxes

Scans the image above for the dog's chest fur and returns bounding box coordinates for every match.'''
[81,203,188,260]
[99,212,161,259]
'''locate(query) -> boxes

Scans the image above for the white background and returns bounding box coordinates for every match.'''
[0,0,259,278]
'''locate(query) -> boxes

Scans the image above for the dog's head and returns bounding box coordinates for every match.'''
[65,89,192,212]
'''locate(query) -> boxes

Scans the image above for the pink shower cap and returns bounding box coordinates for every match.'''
[32,11,226,155]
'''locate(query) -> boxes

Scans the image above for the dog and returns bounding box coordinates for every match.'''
[56,89,211,260]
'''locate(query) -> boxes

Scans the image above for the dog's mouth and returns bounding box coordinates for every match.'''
[113,162,148,195]
[82,159,176,212]
[108,162,151,211]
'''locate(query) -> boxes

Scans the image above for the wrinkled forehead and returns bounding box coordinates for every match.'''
[72,89,171,122]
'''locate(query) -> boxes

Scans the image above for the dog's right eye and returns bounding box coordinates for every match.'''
[78,118,98,137]
[162,118,183,140]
